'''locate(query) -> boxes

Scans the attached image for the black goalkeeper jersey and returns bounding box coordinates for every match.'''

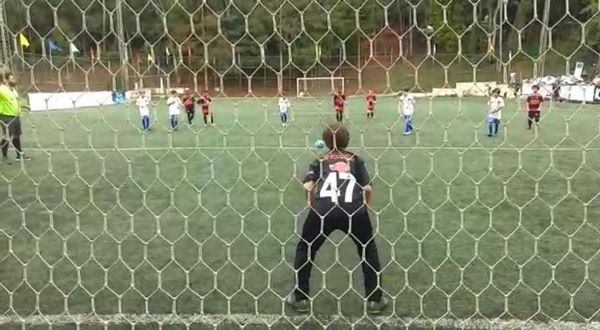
[304,151,371,214]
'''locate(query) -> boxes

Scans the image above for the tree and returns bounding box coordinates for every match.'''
[2,0,598,76]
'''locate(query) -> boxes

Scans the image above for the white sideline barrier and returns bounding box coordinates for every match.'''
[125,88,184,100]
[28,91,116,112]
[522,83,600,103]
[125,89,152,100]
[432,88,458,97]
[456,82,497,96]
[558,84,599,103]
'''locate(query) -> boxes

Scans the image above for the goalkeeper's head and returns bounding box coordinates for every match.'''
[322,123,349,151]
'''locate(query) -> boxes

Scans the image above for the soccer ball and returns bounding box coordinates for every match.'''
[299,91,305,97]
[314,139,325,149]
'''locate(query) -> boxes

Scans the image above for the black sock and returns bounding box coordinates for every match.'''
[13,138,22,157]
[204,115,208,124]
[210,114,214,124]
[1,139,8,158]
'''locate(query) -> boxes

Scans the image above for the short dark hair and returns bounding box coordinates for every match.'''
[492,88,501,94]
[171,90,177,95]
[322,123,350,150]
[532,85,539,90]
[2,72,13,81]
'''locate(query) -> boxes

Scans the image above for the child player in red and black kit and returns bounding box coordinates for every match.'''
[333,89,346,122]
[526,85,544,129]
[287,123,387,315]
[182,88,195,125]
[366,90,376,119]
[197,91,214,126]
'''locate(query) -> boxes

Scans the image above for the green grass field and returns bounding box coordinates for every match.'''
[1,95,600,328]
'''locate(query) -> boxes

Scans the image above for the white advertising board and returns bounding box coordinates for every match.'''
[28,91,116,112]
[522,83,600,103]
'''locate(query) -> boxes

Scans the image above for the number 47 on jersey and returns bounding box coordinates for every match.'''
[319,172,357,203]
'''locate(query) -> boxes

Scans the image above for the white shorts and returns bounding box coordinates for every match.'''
[488,114,501,122]
[169,109,180,116]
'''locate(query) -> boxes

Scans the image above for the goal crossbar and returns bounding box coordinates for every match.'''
[296,77,345,97]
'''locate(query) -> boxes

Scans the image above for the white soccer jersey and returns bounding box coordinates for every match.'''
[136,96,150,117]
[399,94,416,116]
[167,96,181,116]
[488,96,505,120]
[278,97,291,113]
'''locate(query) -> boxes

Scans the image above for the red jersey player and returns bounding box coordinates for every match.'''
[197,91,214,126]
[526,85,544,129]
[181,88,195,125]
[366,90,376,119]
[333,89,346,122]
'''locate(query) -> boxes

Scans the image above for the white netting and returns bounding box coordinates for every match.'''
[297,77,345,97]
[1,0,600,329]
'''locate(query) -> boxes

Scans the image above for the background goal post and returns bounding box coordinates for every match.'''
[296,77,345,97]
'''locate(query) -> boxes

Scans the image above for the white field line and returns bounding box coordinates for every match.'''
[0,313,598,329]
[23,146,600,152]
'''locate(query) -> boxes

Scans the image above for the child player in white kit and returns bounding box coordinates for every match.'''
[167,90,182,131]
[278,94,291,126]
[487,88,504,137]
[136,90,151,131]
[398,89,416,135]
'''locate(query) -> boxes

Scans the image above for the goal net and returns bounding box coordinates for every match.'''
[297,77,345,97]
[0,0,599,329]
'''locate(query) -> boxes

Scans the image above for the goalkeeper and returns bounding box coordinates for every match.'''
[287,123,387,314]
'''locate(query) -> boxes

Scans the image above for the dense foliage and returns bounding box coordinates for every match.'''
[2,0,598,68]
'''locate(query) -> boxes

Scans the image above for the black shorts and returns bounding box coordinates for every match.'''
[302,206,374,245]
[0,115,22,137]
[528,111,541,122]
[313,200,366,217]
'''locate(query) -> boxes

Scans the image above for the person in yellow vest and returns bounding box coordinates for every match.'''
[0,72,29,164]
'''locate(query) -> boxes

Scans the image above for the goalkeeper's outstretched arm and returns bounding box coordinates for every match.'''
[303,181,315,208]
[364,184,373,206]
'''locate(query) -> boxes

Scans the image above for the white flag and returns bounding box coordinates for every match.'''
[166,47,170,65]
[69,43,80,58]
